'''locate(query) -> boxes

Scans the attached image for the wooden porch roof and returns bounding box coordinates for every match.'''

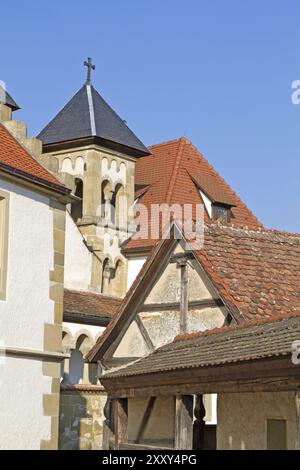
[101,314,300,398]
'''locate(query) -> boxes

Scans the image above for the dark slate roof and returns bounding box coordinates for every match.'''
[0,85,20,111]
[103,314,300,379]
[37,84,150,156]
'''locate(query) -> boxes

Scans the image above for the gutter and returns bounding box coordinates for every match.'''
[0,162,71,196]
[63,311,112,327]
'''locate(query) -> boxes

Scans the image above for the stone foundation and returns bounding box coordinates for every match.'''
[59,385,107,450]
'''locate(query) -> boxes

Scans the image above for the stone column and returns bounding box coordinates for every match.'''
[104,191,113,223]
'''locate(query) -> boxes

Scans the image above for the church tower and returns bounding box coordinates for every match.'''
[38,59,150,297]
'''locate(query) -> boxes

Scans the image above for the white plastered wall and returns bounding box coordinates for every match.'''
[64,211,93,291]
[0,178,54,449]
[127,257,147,290]
[217,391,296,450]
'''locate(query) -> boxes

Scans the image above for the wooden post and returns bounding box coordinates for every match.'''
[175,395,193,450]
[177,259,188,334]
[114,398,128,450]
[193,394,206,450]
[103,398,113,450]
[296,391,300,450]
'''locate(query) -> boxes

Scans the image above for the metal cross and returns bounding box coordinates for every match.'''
[84,57,96,84]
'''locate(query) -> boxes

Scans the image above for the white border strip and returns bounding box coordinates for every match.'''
[86,84,96,136]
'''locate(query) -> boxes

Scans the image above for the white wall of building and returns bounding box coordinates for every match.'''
[199,190,212,218]
[127,257,146,290]
[0,179,54,349]
[0,356,52,449]
[64,211,93,291]
[0,178,54,449]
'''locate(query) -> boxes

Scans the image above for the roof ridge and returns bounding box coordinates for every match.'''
[186,142,263,228]
[86,84,96,136]
[91,86,149,151]
[64,287,123,301]
[165,138,186,204]
[175,311,300,342]
[204,221,300,240]
[148,136,190,149]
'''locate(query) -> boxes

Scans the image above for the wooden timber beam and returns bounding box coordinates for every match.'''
[107,380,300,402]
[169,253,194,263]
[135,397,157,444]
[102,398,114,450]
[138,298,223,313]
[102,357,141,370]
[135,315,155,352]
[175,395,194,450]
[177,259,188,334]
[94,236,178,361]
[119,442,173,450]
[296,391,300,449]
[103,357,300,399]
[106,376,300,400]
[114,398,128,450]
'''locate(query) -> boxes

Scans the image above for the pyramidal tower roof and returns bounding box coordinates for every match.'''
[37,82,150,157]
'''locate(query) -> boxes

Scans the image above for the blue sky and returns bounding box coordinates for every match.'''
[1,0,299,232]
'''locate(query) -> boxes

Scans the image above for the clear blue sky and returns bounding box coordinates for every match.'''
[1,1,299,232]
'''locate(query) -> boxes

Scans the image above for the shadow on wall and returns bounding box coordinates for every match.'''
[59,389,89,450]
[59,386,107,450]
[58,361,106,451]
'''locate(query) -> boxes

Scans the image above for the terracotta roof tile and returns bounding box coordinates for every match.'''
[0,124,68,194]
[124,137,262,252]
[195,224,300,321]
[64,288,122,320]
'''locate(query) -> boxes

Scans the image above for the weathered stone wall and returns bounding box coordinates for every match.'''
[217,391,297,450]
[42,144,136,297]
[59,388,107,450]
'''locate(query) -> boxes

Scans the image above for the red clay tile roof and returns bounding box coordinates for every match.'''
[64,288,122,320]
[124,137,262,252]
[195,223,300,321]
[87,222,300,362]
[0,124,68,194]
[175,311,300,342]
